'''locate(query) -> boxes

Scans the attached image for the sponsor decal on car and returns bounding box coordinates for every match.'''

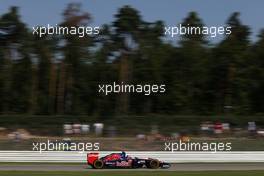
[116,160,132,167]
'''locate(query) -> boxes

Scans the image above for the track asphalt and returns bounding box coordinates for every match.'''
[0,163,264,171]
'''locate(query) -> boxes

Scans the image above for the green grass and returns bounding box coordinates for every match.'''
[0,162,84,165]
[0,171,264,176]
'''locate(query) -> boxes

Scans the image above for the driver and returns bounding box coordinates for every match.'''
[120,151,127,160]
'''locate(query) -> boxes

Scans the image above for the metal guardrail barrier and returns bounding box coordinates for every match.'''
[0,151,264,163]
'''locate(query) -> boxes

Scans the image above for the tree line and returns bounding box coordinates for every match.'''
[0,4,264,116]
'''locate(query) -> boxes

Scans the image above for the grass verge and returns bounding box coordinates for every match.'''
[0,171,264,176]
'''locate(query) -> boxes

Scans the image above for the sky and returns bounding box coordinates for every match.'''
[0,0,263,43]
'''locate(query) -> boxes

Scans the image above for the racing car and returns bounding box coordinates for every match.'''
[87,151,170,169]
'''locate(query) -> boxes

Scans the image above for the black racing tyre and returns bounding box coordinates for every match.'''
[147,159,160,169]
[93,159,104,169]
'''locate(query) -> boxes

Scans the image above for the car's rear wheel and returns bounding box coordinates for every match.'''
[147,159,160,169]
[93,159,104,169]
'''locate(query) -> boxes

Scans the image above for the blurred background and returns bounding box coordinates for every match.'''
[0,0,263,151]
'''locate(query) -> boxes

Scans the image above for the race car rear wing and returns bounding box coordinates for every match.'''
[87,153,99,165]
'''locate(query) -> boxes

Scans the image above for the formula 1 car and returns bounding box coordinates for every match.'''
[87,151,171,169]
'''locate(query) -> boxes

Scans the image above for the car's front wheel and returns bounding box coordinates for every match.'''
[146,159,160,169]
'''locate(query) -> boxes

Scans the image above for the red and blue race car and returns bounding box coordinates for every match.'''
[87,151,171,169]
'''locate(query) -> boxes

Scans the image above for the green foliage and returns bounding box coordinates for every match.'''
[0,5,263,116]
